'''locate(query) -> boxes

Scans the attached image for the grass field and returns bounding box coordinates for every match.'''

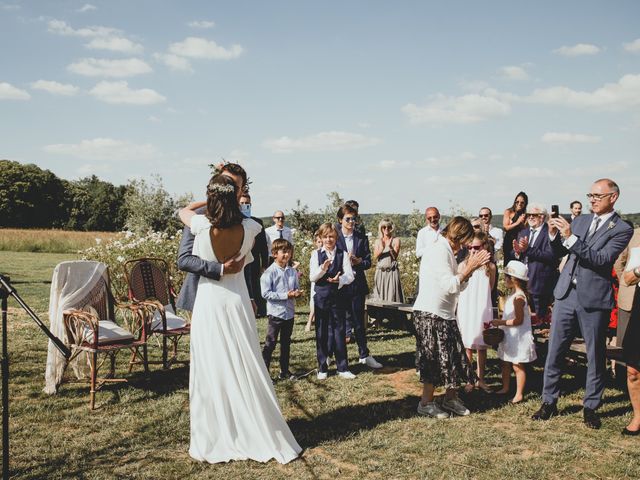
[0,250,638,479]
[0,229,118,253]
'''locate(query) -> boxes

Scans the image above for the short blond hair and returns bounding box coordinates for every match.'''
[317,222,338,238]
[377,218,394,238]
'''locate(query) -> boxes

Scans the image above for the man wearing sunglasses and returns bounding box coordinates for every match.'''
[335,203,383,369]
[513,203,559,325]
[533,178,633,430]
[265,211,293,263]
[478,207,503,252]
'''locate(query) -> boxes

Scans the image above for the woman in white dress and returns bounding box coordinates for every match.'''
[456,232,496,392]
[179,174,301,464]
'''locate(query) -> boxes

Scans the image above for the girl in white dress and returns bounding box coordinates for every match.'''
[457,232,496,392]
[179,174,301,464]
[491,260,537,403]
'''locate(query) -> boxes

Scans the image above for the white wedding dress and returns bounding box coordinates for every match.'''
[188,214,301,464]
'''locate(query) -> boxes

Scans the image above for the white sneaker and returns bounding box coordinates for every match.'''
[337,370,356,379]
[316,371,328,380]
[440,396,470,416]
[359,355,383,369]
[416,401,449,419]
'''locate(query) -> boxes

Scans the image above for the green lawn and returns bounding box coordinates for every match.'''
[0,251,638,479]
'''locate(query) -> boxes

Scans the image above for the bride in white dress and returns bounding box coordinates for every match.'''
[179,173,301,464]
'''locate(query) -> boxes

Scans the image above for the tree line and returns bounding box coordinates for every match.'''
[0,159,189,233]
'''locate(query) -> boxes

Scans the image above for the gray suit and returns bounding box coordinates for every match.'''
[542,213,633,409]
[176,222,222,312]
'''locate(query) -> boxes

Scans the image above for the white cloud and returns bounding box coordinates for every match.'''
[377,160,411,170]
[85,37,144,54]
[77,3,97,12]
[499,65,529,81]
[0,3,20,11]
[623,38,640,53]
[553,43,601,56]
[0,82,30,100]
[43,138,159,161]
[168,37,243,60]
[263,131,381,153]
[525,74,640,111]
[504,167,554,178]
[402,93,511,125]
[67,58,152,77]
[188,20,215,29]
[541,132,602,144]
[153,53,193,72]
[89,81,166,105]
[47,19,117,38]
[30,80,79,96]
[148,115,161,123]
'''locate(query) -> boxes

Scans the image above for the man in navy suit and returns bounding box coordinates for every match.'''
[532,178,633,429]
[513,203,560,324]
[176,163,249,311]
[335,203,383,369]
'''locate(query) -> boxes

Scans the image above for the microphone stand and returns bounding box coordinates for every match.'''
[0,274,71,480]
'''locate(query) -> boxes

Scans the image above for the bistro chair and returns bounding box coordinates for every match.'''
[123,257,190,369]
[61,262,149,410]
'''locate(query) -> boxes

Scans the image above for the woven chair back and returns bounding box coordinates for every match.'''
[76,276,113,320]
[126,258,172,307]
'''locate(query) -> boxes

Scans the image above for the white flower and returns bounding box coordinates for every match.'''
[116,256,125,262]
[95,238,102,244]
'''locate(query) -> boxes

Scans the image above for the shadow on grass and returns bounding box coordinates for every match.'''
[287,396,417,449]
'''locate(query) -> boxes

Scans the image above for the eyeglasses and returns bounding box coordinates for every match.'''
[468,245,483,251]
[478,214,490,218]
[273,216,284,220]
[586,192,614,201]
[344,217,356,223]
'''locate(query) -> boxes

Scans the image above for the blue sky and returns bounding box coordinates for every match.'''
[1,1,639,217]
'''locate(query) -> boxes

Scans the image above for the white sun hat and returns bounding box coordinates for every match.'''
[505,260,529,281]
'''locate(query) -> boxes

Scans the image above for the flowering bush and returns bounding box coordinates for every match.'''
[80,230,183,299]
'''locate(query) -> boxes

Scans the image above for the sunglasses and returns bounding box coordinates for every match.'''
[381,225,391,230]
[468,245,483,251]
[472,224,481,229]
[479,214,490,218]
[273,216,284,220]
[344,217,356,223]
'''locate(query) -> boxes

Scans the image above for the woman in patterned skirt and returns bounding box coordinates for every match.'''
[413,216,491,418]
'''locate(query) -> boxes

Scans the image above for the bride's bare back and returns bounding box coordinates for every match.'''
[209,224,244,262]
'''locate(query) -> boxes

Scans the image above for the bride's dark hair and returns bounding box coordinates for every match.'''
[205,174,244,228]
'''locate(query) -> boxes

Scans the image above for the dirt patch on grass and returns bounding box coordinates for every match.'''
[377,368,421,398]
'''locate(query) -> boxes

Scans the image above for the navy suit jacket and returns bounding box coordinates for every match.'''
[552,212,633,310]
[335,225,371,297]
[516,223,560,296]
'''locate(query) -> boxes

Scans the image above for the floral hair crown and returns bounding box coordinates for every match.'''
[207,183,235,195]
[208,159,251,194]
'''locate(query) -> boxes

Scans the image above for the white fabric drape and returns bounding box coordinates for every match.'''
[43,260,108,394]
